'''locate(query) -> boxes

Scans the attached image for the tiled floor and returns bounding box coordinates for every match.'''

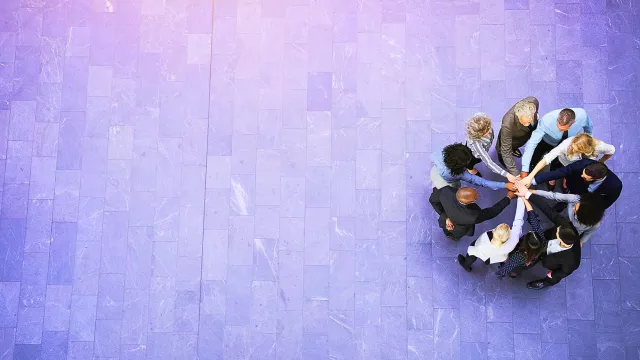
[0,0,639,359]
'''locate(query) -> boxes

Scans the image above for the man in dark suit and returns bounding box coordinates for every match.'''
[526,194,581,289]
[429,187,515,240]
[496,96,540,177]
[531,159,622,209]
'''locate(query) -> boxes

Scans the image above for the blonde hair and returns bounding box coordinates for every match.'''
[491,223,511,248]
[567,133,597,159]
[465,113,493,140]
[514,100,536,121]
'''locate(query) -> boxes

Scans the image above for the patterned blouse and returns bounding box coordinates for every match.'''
[466,128,510,178]
[495,210,547,278]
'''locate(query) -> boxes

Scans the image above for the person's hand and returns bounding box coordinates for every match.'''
[520,171,528,179]
[505,182,516,191]
[506,173,520,183]
[518,176,532,188]
[507,190,517,199]
[515,181,529,197]
[546,270,552,278]
[445,218,454,231]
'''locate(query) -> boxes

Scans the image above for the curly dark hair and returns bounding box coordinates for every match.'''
[519,231,544,265]
[576,193,606,226]
[442,143,473,176]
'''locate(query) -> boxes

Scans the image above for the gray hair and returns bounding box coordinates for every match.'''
[465,113,493,140]
[514,100,536,120]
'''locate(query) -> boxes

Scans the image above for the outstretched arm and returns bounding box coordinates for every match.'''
[533,160,587,186]
[476,196,512,223]
[460,171,507,191]
[501,198,526,253]
[468,140,510,178]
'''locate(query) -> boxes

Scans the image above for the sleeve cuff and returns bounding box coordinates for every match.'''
[532,178,537,185]
[525,192,532,200]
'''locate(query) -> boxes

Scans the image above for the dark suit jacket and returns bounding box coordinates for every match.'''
[528,194,582,285]
[533,159,622,209]
[429,187,511,240]
[496,96,540,176]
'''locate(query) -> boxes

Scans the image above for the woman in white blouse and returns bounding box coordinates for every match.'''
[457,198,525,271]
[521,134,615,187]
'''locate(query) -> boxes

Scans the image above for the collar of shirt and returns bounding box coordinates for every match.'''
[588,176,606,192]
[547,239,573,255]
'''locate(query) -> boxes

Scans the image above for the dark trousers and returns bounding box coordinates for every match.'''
[462,240,491,268]
[530,140,562,173]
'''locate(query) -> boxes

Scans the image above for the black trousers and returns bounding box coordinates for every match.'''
[462,240,491,268]
[529,140,563,173]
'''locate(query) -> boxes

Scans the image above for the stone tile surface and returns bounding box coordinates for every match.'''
[0,0,637,359]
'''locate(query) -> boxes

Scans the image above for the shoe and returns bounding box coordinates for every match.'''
[527,280,547,290]
[474,170,483,178]
[457,255,472,272]
[512,149,522,158]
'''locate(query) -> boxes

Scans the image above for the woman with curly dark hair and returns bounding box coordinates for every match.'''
[430,143,515,192]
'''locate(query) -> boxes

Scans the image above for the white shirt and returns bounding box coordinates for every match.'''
[466,198,525,263]
[542,136,615,166]
[546,239,573,255]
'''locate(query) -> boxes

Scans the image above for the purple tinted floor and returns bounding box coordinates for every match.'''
[1,0,640,359]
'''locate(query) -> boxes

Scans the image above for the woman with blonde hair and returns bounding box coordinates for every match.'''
[465,113,520,183]
[520,133,615,187]
[458,198,525,271]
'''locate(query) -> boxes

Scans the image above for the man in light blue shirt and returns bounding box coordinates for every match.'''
[430,143,514,191]
[521,108,593,176]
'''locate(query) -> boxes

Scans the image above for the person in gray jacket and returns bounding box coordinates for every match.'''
[496,97,540,177]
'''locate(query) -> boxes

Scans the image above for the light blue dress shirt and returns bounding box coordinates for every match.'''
[588,176,606,192]
[431,150,505,190]
[521,108,593,172]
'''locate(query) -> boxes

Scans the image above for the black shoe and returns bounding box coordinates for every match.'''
[512,149,522,158]
[527,280,547,290]
[474,170,483,178]
[457,255,472,272]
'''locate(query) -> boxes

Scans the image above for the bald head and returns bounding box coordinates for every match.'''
[456,187,479,205]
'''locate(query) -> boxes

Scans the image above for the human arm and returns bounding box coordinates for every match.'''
[502,198,526,253]
[523,202,547,241]
[460,171,507,191]
[533,159,589,186]
[527,192,572,228]
[476,196,512,223]
[596,140,615,163]
[521,123,546,172]
[468,140,510,178]
[526,189,580,204]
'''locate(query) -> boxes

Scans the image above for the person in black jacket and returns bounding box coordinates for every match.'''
[429,186,516,240]
[524,159,622,209]
[526,193,581,289]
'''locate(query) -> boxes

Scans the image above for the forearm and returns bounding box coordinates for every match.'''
[599,154,612,162]
[528,159,548,178]
[477,197,511,222]
[472,143,509,177]
[461,171,506,190]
